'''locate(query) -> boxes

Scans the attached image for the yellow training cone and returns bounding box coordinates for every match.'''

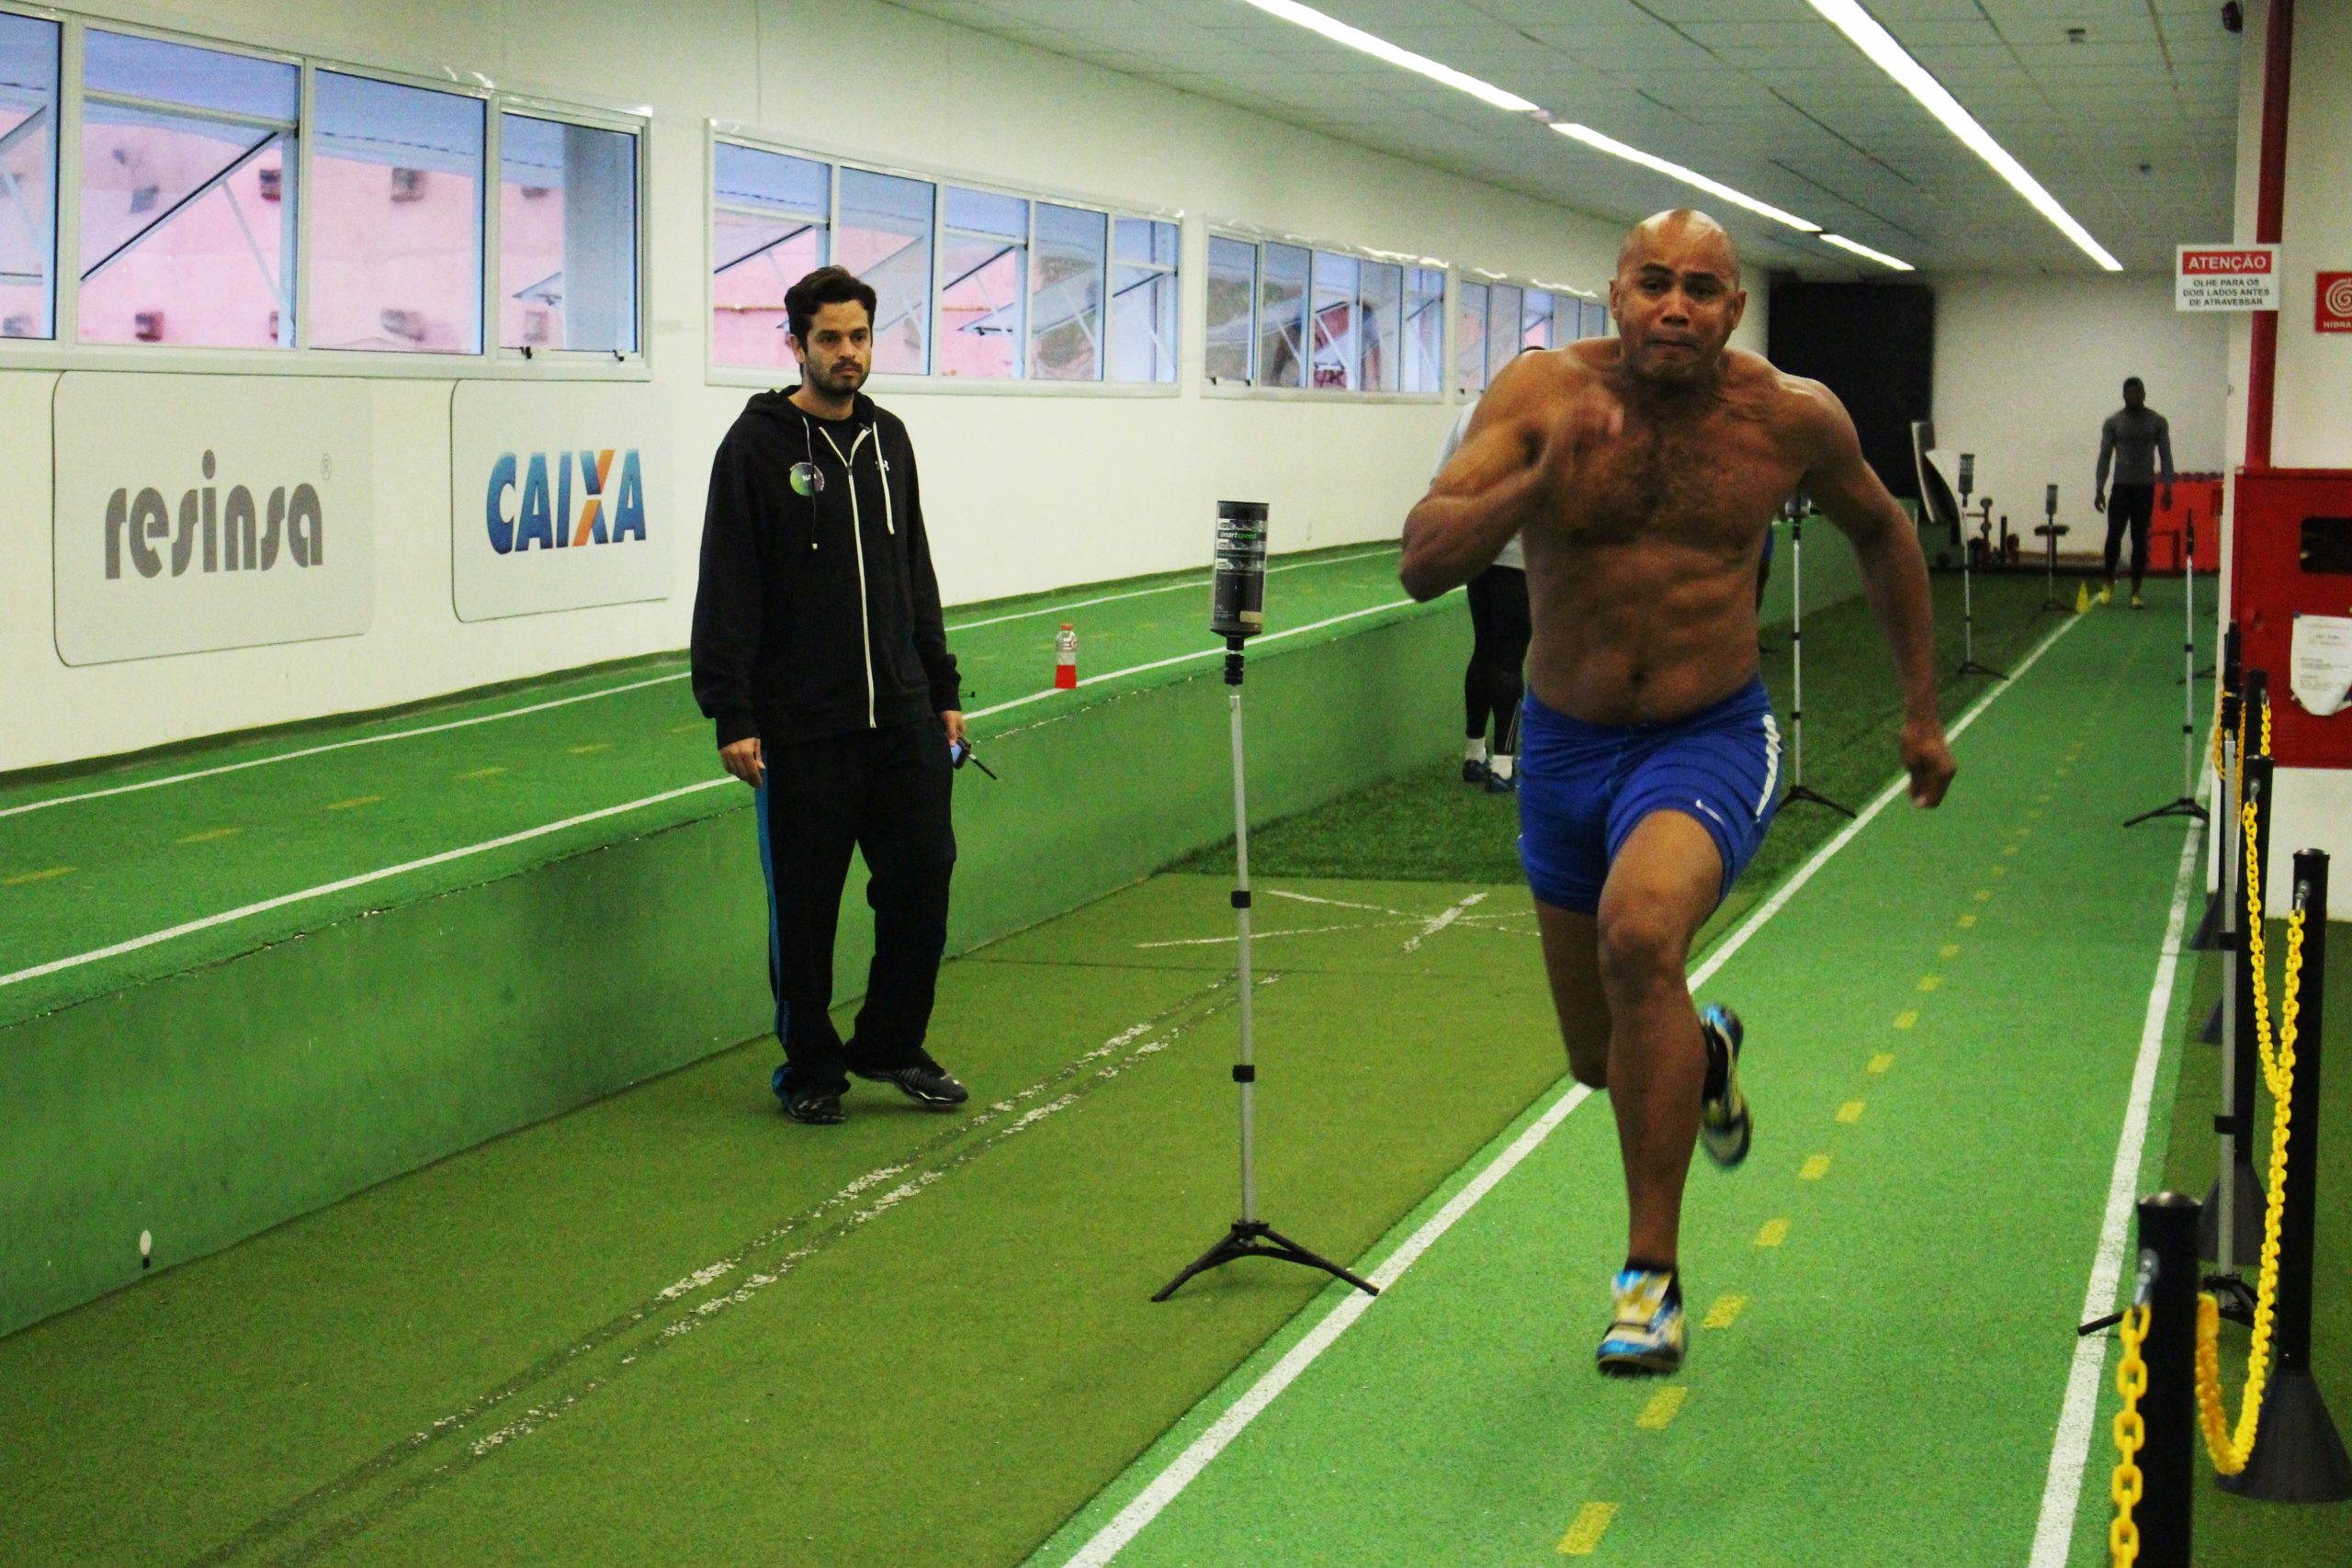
[2075,581,2092,613]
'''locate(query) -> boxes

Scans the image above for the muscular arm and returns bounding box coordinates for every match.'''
[1797,383,1956,807]
[1399,360,1555,600]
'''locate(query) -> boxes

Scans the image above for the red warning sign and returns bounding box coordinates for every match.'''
[2318,272,2352,333]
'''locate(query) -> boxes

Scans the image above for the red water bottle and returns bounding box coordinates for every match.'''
[1054,623,1079,689]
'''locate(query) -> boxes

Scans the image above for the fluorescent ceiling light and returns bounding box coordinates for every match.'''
[1804,0,2121,271]
[1237,0,1538,115]
[1549,122,1820,234]
[1820,233,1914,272]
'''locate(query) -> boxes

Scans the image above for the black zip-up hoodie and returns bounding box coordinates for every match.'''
[692,389,960,748]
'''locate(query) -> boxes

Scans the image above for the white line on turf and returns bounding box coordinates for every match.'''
[1402,891,1486,953]
[1056,610,2087,1566]
[0,781,732,990]
[2025,798,2206,1568]
[0,671,692,821]
[0,552,1394,820]
[5,596,1428,989]
[944,548,1395,632]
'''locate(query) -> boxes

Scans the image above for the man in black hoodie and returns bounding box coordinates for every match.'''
[692,266,970,1126]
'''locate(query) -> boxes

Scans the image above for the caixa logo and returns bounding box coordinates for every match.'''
[104,451,324,580]
[486,449,648,554]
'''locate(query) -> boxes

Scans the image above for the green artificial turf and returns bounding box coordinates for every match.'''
[1038,572,2215,1567]
[0,545,1414,1026]
[1178,568,2082,910]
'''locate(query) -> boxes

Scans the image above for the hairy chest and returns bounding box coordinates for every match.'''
[1564,408,1802,555]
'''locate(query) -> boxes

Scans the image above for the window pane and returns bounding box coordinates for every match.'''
[1257,242,1307,390]
[1308,249,1356,391]
[0,14,59,339]
[84,29,296,123]
[1403,266,1443,394]
[1109,218,1177,384]
[711,144,829,370]
[940,187,1023,379]
[1359,259,1401,393]
[1486,283,1522,381]
[1204,235,1254,383]
[499,115,636,353]
[1583,299,1611,339]
[311,72,483,354]
[1522,288,1552,351]
[839,167,931,374]
[79,35,297,349]
[1030,202,1102,381]
[1455,280,1487,392]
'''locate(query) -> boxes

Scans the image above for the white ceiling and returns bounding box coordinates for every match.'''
[882,0,2243,278]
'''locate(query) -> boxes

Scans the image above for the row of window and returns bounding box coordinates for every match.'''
[0,10,636,355]
[0,7,1602,387]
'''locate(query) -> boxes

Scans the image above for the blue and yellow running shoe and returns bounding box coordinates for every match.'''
[1698,1002,1751,1168]
[1596,1269,1685,1377]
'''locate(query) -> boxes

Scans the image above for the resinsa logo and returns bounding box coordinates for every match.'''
[487,449,648,554]
[105,450,324,580]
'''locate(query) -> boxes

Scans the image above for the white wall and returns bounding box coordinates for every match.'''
[0,0,1770,773]
[1928,274,2230,551]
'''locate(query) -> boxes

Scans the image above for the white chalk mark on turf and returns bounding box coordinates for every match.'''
[1264,889,1417,917]
[2026,795,2205,1568]
[1134,921,1393,949]
[1402,891,1487,953]
[1055,612,2087,1567]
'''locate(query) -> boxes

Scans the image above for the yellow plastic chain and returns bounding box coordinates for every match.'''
[2111,1303,2150,1566]
[2193,804,2307,1475]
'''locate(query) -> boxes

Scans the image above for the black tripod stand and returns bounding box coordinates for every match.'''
[1157,506,1375,1304]
[1781,505,1853,818]
[2036,482,2074,615]
[1953,459,2004,680]
[2125,509,2210,828]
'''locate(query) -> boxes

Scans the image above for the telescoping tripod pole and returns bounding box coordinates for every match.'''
[1781,502,1853,818]
[1156,503,1375,1304]
[2124,509,2209,828]
[1953,456,2004,680]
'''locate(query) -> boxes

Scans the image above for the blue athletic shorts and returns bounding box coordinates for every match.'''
[1517,678,1782,915]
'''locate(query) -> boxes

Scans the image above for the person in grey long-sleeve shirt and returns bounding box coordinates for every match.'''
[2093,377,2175,606]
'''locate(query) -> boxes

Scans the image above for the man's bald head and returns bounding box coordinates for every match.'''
[1617,209,1741,288]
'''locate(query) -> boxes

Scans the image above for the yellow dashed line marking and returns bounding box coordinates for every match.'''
[1939,942,1961,959]
[1837,1100,1866,1125]
[1893,1009,1918,1030]
[2026,808,2043,820]
[1558,1501,1619,1555]
[3,865,74,887]
[1869,1052,1896,1075]
[1756,1217,1792,1247]
[1635,1386,1689,1430]
[1800,1154,1833,1181]
[1957,913,1978,929]
[457,766,507,781]
[2002,844,2020,856]
[1917,975,1941,992]
[1701,1293,1747,1329]
[175,828,241,845]
[1992,864,2010,878]
[1973,888,1994,901]
[566,742,613,757]
[2013,826,2033,839]
[667,720,705,735]
[325,795,383,811]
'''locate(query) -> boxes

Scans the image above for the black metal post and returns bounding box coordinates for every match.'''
[2138,1191,2202,1568]
[2222,851,2352,1501]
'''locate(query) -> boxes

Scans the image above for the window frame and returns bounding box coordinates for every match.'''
[706,121,1180,400]
[1454,266,1600,399]
[1202,223,1445,406]
[0,2,62,344]
[0,5,648,380]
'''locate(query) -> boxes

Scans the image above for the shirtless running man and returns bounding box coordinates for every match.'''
[1400,209,1955,1376]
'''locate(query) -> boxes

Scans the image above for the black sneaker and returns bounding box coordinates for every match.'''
[1461,757,1488,784]
[854,1059,969,1109]
[785,1090,845,1125]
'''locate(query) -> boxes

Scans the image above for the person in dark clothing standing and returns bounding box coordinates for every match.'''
[692,265,970,1126]
[2093,376,2175,609]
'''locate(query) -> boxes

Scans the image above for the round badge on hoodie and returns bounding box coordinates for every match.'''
[789,461,825,497]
